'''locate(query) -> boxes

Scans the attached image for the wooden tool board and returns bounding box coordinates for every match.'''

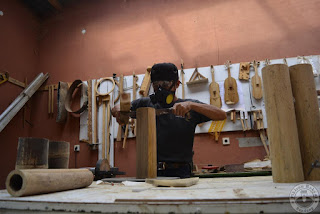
[79,55,320,161]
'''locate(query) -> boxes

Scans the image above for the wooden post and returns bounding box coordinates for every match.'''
[262,64,304,183]
[136,107,157,179]
[289,64,320,181]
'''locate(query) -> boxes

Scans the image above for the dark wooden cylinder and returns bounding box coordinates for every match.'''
[6,169,93,197]
[15,138,49,170]
[49,141,70,169]
[289,64,320,181]
[136,107,157,179]
[262,64,304,183]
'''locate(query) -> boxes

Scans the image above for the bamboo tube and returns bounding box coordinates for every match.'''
[6,169,93,197]
[289,64,320,181]
[15,138,49,170]
[48,141,70,169]
[262,64,304,183]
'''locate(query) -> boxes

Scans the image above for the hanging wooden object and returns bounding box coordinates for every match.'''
[251,60,263,100]
[180,59,185,99]
[186,67,208,85]
[95,77,115,160]
[139,66,152,97]
[116,74,124,142]
[224,61,239,105]
[239,62,250,80]
[289,64,320,181]
[209,65,222,108]
[262,64,304,183]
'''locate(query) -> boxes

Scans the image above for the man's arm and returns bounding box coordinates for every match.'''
[172,101,227,121]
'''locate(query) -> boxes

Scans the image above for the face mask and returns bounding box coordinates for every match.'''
[150,85,175,108]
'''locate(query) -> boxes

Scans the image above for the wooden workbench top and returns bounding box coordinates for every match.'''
[0,176,319,213]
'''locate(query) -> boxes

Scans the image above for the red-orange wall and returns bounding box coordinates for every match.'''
[0,0,40,189]
[1,0,320,189]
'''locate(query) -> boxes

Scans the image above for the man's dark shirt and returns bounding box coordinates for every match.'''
[131,97,210,163]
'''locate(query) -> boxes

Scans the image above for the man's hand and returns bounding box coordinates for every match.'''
[172,101,193,117]
[111,104,125,125]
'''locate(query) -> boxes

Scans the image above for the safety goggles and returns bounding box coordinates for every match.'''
[152,80,175,90]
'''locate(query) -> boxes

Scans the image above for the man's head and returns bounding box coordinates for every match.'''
[151,63,179,83]
[149,63,180,106]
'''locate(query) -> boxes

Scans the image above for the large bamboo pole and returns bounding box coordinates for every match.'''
[136,107,157,179]
[262,64,304,183]
[289,64,320,181]
[6,169,93,197]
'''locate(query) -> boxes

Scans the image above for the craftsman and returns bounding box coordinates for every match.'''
[112,63,226,178]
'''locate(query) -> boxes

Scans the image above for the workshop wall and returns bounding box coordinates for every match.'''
[0,0,40,189]
[1,0,320,188]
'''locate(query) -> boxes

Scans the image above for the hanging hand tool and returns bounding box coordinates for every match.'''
[121,92,131,149]
[116,75,124,142]
[180,59,185,99]
[130,72,138,135]
[0,72,9,85]
[0,71,26,88]
[95,77,115,161]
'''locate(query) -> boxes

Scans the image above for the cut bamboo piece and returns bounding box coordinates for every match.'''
[136,107,157,179]
[289,64,320,181]
[262,64,304,183]
[6,169,93,197]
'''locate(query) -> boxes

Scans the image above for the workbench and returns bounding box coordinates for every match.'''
[0,176,319,213]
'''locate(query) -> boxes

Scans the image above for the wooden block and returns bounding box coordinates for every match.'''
[136,107,157,179]
[289,64,320,181]
[262,64,304,183]
[147,177,199,187]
